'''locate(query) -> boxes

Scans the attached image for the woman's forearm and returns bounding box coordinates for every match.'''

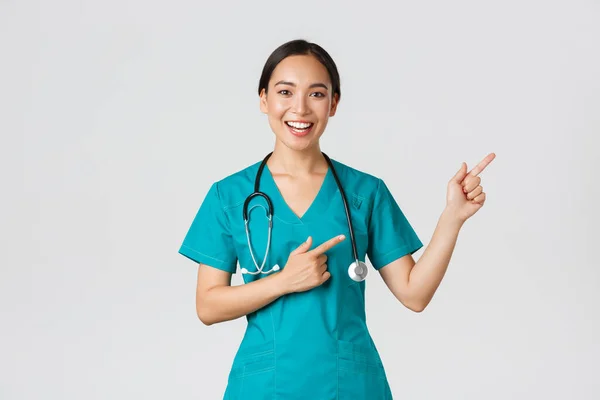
[408,208,464,309]
[197,272,288,325]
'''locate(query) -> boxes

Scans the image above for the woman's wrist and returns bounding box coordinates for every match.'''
[268,270,292,297]
[441,206,467,228]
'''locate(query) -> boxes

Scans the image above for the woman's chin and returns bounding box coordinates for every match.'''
[273,125,324,152]
[277,136,316,152]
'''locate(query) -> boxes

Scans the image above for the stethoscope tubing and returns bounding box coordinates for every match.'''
[242,151,360,275]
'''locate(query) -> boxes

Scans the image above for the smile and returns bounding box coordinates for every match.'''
[285,121,314,136]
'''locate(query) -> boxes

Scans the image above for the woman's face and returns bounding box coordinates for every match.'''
[260,54,339,152]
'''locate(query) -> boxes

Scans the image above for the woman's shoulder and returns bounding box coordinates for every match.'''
[329,156,384,195]
[207,161,262,208]
[215,160,260,185]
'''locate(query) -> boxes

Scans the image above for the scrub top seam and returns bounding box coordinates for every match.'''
[179,245,227,264]
[378,240,423,259]
[273,214,304,225]
[268,187,343,226]
[270,307,277,399]
[336,346,340,400]
[222,198,246,211]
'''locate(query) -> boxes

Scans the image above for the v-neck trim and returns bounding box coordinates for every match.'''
[262,163,337,225]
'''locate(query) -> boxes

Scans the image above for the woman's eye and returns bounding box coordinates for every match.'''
[278,90,291,95]
[311,92,325,98]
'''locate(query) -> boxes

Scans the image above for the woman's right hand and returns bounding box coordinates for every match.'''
[278,235,346,293]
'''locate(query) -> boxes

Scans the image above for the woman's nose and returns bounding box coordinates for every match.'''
[291,94,308,114]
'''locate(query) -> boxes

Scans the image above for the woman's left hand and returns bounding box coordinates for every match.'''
[446,152,496,223]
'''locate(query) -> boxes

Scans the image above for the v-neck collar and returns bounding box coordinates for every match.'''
[261,162,338,225]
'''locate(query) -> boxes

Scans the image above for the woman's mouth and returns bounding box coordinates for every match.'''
[285,121,314,137]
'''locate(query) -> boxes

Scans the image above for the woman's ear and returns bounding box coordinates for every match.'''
[329,93,339,117]
[259,88,268,114]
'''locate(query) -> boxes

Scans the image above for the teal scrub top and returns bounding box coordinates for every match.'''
[179,157,423,400]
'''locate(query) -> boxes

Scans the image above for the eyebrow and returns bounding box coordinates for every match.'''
[274,80,329,90]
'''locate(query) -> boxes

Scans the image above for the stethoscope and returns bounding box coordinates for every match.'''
[240,152,368,282]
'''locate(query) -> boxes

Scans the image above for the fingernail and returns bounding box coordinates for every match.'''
[339,235,346,240]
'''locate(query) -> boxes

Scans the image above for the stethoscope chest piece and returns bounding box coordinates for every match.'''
[348,260,368,282]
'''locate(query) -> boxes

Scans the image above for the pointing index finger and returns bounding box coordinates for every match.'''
[468,152,496,177]
[310,235,346,255]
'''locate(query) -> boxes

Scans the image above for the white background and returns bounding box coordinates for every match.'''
[2,0,599,398]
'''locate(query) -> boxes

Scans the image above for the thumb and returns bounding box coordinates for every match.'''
[451,162,468,184]
[290,236,312,255]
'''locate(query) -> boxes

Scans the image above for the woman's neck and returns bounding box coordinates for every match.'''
[267,141,328,176]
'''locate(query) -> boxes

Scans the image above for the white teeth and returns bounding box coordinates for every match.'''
[286,121,312,129]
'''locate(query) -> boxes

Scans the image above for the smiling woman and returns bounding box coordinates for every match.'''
[258,43,340,153]
[178,39,495,400]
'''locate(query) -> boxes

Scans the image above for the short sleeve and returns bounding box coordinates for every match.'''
[178,182,238,273]
[367,179,423,270]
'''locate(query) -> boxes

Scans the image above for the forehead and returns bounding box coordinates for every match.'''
[269,55,331,87]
